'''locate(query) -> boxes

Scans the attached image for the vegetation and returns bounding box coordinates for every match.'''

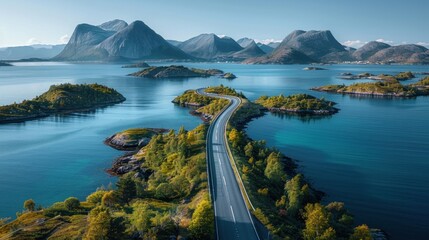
[105,128,167,150]
[311,78,429,97]
[0,83,125,123]
[205,84,246,98]
[222,72,237,79]
[23,199,35,212]
[255,94,338,115]
[129,65,225,78]
[0,124,214,239]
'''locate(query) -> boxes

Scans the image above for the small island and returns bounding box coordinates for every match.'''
[105,128,168,151]
[129,65,234,79]
[255,93,339,115]
[222,72,237,79]
[303,67,327,71]
[312,76,429,97]
[121,61,150,68]
[0,83,126,123]
[0,62,13,66]
[340,71,415,81]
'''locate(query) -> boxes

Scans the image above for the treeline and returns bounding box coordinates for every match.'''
[205,84,246,98]
[0,124,214,240]
[172,88,229,117]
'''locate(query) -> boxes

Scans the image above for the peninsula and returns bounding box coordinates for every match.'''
[0,83,125,123]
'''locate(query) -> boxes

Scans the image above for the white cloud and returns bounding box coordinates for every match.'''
[416,42,429,47]
[59,34,70,44]
[375,38,394,44]
[342,40,366,48]
[27,37,41,45]
[255,39,282,45]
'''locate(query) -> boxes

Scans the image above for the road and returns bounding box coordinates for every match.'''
[197,88,260,240]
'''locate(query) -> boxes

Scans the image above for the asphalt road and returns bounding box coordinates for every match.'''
[197,88,260,240]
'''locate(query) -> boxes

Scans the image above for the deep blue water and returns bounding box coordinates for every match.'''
[0,62,428,239]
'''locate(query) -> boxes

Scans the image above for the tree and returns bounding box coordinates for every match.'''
[285,174,307,216]
[244,142,254,158]
[264,152,284,184]
[84,206,111,240]
[23,199,35,212]
[130,202,152,234]
[303,203,336,240]
[349,225,372,240]
[228,128,243,149]
[64,197,80,211]
[101,190,117,208]
[189,199,214,239]
[155,182,176,200]
[86,190,107,204]
[116,175,136,204]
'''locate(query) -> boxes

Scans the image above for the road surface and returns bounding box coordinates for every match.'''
[197,88,260,240]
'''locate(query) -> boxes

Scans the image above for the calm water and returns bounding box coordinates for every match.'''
[0,62,428,239]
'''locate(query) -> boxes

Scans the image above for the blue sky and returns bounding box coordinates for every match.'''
[0,0,428,48]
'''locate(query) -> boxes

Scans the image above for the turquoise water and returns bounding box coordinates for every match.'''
[0,63,428,239]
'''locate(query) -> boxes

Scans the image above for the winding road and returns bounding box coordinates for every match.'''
[197,88,260,240]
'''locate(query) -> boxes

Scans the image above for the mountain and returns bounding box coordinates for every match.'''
[408,50,429,64]
[0,44,65,60]
[178,33,243,59]
[245,30,345,64]
[267,42,281,49]
[257,43,274,54]
[368,44,428,63]
[167,40,182,46]
[98,19,128,32]
[98,21,190,60]
[244,48,313,64]
[352,41,391,61]
[54,20,191,61]
[230,41,265,59]
[277,30,346,61]
[237,38,254,48]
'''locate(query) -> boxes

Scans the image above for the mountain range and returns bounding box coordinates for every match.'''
[4,19,428,64]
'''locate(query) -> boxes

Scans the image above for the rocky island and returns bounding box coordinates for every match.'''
[340,71,415,81]
[312,76,429,97]
[129,65,235,79]
[255,93,339,115]
[303,66,327,71]
[105,128,168,150]
[0,83,125,123]
[0,62,13,66]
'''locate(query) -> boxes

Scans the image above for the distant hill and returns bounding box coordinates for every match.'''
[167,40,182,46]
[244,47,313,64]
[352,41,391,61]
[178,33,243,59]
[54,20,191,61]
[230,41,265,60]
[368,44,428,63]
[237,38,254,48]
[0,44,65,60]
[257,43,274,54]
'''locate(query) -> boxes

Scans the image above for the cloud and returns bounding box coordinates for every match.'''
[27,37,41,45]
[375,38,394,44]
[342,40,366,48]
[59,34,70,44]
[255,39,282,45]
[416,42,429,47]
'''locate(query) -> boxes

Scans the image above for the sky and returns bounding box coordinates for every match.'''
[0,0,428,48]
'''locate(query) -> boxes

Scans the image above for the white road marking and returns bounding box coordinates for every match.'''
[230,205,236,223]
[223,176,227,186]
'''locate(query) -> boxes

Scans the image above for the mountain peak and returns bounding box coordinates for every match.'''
[98,19,128,32]
[178,33,242,59]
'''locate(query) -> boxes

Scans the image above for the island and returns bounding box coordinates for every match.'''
[312,76,429,97]
[0,62,13,66]
[121,61,150,68]
[340,71,415,81]
[105,128,168,150]
[222,72,237,79]
[128,65,235,79]
[255,93,339,115]
[303,66,327,70]
[0,83,126,123]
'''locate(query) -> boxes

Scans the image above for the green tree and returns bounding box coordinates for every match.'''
[84,206,111,240]
[189,199,214,239]
[23,199,35,212]
[86,190,107,204]
[349,224,372,240]
[285,174,307,216]
[101,190,117,208]
[244,142,254,158]
[130,202,152,234]
[264,152,284,183]
[64,197,80,211]
[303,203,336,240]
[116,175,136,204]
